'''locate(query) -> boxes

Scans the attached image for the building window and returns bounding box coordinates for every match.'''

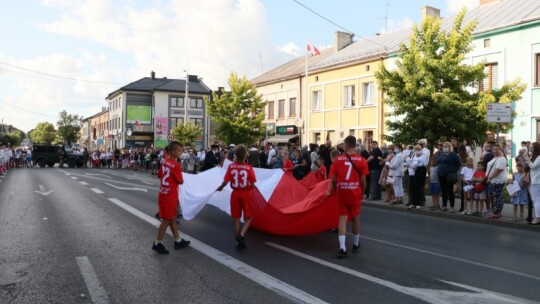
[484,38,490,48]
[190,118,203,127]
[268,101,274,119]
[362,82,374,105]
[289,98,296,117]
[314,132,321,144]
[479,62,498,92]
[171,97,184,108]
[535,53,540,87]
[349,129,355,136]
[363,131,373,145]
[190,98,204,109]
[344,85,355,107]
[170,117,184,129]
[366,65,370,71]
[278,99,285,118]
[312,90,321,110]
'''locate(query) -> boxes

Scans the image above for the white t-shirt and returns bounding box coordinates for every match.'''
[460,166,474,182]
[267,148,276,166]
[487,156,508,184]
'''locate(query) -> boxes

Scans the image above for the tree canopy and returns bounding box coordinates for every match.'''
[375,9,524,148]
[57,110,82,146]
[206,72,266,145]
[171,122,203,148]
[29,122,56,144]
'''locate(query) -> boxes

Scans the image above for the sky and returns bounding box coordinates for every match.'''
[0,0,479,133]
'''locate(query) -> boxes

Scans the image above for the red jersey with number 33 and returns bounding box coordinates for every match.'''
[158,158,184,205]
[329,153,368,204]
[224,162,257,190]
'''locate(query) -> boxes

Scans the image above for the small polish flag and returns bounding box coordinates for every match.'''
[307,42,320,56]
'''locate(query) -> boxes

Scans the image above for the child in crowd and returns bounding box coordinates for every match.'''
[282,152,294,174]
[217,145,257,251]
[511,162,528,222]
[317,156,327,181]
[152,141,190,254]
[472,161,487,216]
[460,157,475,215]
[428,158,441,210]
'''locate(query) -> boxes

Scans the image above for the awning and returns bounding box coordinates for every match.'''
[266,134,299,144]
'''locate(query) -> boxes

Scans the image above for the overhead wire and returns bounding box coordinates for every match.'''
[0,99,59,118]
[291,0,389,49]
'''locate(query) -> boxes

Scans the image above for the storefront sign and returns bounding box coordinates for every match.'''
[127,105,152,125]
[276,125,297,135]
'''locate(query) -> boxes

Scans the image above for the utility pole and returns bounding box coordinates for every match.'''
[184,70,189,126]
[383,0,390,33]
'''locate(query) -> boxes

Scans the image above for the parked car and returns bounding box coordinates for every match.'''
[32,144,83,168]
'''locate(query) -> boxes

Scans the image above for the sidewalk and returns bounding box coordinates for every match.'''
[363,194,539,231]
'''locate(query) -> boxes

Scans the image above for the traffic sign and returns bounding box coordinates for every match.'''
[486,103,512,123]
[167,134,174,141]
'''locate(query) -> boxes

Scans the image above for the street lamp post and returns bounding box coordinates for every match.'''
[184,70,189,126]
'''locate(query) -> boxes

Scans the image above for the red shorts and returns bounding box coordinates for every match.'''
[339,202,361,217]
[158,202,178,221]
[230,190,253,220]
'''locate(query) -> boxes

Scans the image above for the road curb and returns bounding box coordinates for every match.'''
[363,200,540,232]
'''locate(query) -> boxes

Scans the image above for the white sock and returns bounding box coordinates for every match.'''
[338,235,346,250]
[175,236,182,242]
[353,234,360,246]
[155,240,161,245]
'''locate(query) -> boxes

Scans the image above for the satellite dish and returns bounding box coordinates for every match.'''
[126,129,132,136]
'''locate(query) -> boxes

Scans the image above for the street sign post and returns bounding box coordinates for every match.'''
[486,103,512,123]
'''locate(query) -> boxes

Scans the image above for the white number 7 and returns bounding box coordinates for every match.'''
[344,161,353,180]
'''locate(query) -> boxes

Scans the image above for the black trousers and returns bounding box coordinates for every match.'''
[440,175,456,208]
[410,167,426,206]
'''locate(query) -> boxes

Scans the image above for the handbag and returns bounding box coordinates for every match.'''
[386,176,395,185]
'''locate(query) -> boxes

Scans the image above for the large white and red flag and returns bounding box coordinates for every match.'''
[179,160,341,236]
[306,41,320,56]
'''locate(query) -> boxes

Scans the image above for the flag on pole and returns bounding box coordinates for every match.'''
[306,41,320,56]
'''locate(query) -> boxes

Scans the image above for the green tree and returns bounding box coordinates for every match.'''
[206,72,266,145]
[171,122,203,147]
[6,130,24,146]
[29,122,56,144]
[57,110,82,146]
[376,9,488,148]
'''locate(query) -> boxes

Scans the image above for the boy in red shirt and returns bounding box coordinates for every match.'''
[472,161,487,216]
[282,152,294,174]
[217,145,257,251]
[152,141,190,254]
[316,156,327,181]
[326,136,368,258]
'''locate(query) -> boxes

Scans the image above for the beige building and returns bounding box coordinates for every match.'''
[87,108,109,150]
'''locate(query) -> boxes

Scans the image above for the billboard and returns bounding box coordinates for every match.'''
[126,105,151,125]
[154,116,168,148]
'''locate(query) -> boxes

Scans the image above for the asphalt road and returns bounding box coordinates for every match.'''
[1,167,539,304]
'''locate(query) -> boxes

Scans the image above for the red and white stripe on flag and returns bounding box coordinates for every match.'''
[306,42,320,56]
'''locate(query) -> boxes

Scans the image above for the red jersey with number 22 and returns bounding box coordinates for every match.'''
[224,162,257,190]
[329,153,368,204]
[158,158,184,205]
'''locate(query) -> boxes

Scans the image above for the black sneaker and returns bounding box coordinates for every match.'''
[174,239,190,249]
[337,249,347,259]
[152,242,169,254]
[352,245,360,253]
[236,235,246,251]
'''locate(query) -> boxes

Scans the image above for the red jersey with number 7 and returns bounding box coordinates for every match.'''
[157,158,184,205]
[328,153,368,204]
[224,162,257,190]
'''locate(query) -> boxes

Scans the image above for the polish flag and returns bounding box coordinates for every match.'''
[179,160,341,236]
[307,42,321,56]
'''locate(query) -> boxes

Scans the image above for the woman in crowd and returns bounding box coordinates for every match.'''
[463,138,474,159]
[520,142,540,225]
[485,144,508,219]
[310,144,320,173]
[291,149,307,180]
[407,145,428,209]
[388,144,404,205]
[437,141,461,213]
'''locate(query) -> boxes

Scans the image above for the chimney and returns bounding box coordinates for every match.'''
[422,6,440,20]
[480,0,499,5]
[334,31,353,52]
[188,75,199,83]
[150,71,155,79]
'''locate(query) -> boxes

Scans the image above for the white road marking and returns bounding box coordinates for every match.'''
[76,256,110,304]
[104,182,147,192]
[65,172,159,191]
[107,198,327,304]
[266,242,534,304]
[85,173,112,179]
[79,181,89,186]
[91,188,104,194]
[35,185,54,196]
[359,234,540,282]
[71,177,79,180]
[142,181,154,185]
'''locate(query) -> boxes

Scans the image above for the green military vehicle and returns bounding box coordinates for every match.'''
[32,144,84,168]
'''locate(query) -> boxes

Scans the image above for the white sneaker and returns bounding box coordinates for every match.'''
[416,206,421,210]
[461,210,467,215]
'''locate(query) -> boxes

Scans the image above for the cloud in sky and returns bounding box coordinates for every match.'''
[380,17,414,34]
[445,0,480,13]
[1,0,295,132]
